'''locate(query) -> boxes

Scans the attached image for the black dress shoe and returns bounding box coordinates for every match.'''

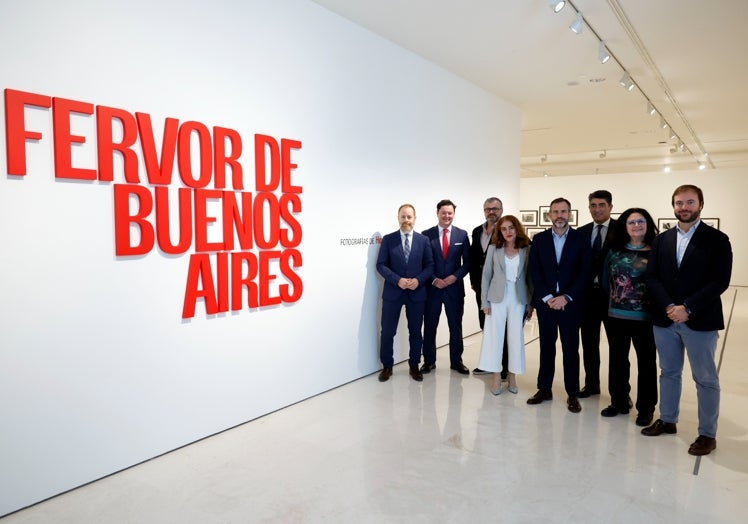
[567,396,582,413]
[635,413,654,427]
[378,367,393,382]
[601,404,629,417]
[641,419,677,436]
[527,390,553,405]
[420,362,436,374]
[578,387,600,398]
[450,363,470,375]
[688,435,717,456]
[409,366,423,382]
[472,367,490,375]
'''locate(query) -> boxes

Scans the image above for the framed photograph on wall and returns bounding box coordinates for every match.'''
[569,209,578,226]
[657,218,678,231]
[520,210,538,226]
[539,206,552,226]
[526,227,545,240]
[702,217,720,230]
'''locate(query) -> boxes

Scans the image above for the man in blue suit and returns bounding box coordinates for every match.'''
[376,204,435,382]
[420,199,471,375]
[527,197,592,413]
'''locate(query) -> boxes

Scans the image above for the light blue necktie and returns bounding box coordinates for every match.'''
[404,233,411,263]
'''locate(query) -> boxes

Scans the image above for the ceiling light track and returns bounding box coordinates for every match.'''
[556,0,708,170]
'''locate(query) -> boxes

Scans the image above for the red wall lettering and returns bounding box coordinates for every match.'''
[4,87,303,320]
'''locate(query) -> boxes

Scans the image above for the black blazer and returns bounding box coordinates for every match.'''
[469,223,489,289]
[577,219,617,285]
[646,222,732,330]
[528,226,592,310]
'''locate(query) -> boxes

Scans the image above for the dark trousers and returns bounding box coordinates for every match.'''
[423,291,464,366]
[580,285,610,389]
[536,304,582,396]
[380,295,425,368]
[474,285,508,375]
[606,317,658,415]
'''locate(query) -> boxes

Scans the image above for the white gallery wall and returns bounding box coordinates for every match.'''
[0,0,520,515]
[520,168,746,286]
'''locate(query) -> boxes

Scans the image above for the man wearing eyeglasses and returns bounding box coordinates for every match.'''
[643,185,732,456]
[469,197,509,378]
[577,190,617,399]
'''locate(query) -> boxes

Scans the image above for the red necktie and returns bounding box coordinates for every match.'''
[442,228,449,259]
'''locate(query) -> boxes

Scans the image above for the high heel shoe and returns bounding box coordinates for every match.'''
[508,385,518,394]
[507,373,518,394]
[490,385,503,396]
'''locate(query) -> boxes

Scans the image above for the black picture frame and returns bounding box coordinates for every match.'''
[520,210,538,226]
[538,206,552,226]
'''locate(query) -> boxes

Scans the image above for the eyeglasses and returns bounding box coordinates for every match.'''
[626,219,647,226]
[484,207,502,212]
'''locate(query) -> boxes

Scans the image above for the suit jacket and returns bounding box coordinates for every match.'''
[646,221,732,330]
[469,223,490,289]
[421,225,470,298]
[481,245,532,308]
[577,218,617,285]
[376,230,434,302]
[529,227,592,310]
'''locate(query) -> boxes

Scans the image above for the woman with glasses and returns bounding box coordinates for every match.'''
[600,208,659,426]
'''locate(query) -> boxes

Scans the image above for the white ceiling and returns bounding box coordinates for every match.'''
[311,0,748,178]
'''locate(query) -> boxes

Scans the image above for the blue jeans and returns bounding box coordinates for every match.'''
[653,323,720,437]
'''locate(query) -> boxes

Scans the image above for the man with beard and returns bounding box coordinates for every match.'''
[469,197,509,378]
[376,204,434,382]
[527,198,592,413]
[421,199,471,375]
[577,190,617,398]
[642,185,732,456]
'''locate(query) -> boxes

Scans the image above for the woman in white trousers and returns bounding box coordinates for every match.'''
[477,215,533,395]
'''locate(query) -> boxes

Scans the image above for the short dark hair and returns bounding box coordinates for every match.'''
[588,190,612,204]
[436,199,456,211]
[671,184,704,207]
[550,197,571,210]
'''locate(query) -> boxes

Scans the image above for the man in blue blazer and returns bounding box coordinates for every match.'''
[642,185,732,456]
[420,199,471,375]
[376,204,435,382]
[527,197,592,413]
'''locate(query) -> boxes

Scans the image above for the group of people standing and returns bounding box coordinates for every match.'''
[375,185,732,457]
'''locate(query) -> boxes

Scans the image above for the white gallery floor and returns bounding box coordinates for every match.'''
[4,287,747,523]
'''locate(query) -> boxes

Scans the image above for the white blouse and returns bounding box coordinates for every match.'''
[504,254,519,282]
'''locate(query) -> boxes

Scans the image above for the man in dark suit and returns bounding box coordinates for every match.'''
[527,197,592,413]
[642,185,732,456]
[469,197,509,378]
[421,199,471,375]
[577,190,617,398]
[376,203,435,382]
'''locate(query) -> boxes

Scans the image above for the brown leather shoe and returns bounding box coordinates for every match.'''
[378,367,393,382]
[688,435,716,456]
[527,390,553,405]
[567,396,582,413]
[409,366,423,382]
[641,419,677,436]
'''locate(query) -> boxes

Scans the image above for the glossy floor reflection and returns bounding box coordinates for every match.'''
[4,288,748,523]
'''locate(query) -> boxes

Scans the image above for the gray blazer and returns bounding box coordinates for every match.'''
[481,245,532,309]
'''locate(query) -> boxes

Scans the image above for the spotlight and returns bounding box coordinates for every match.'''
[598,41,610,64]
[540,154,548,163]
[669,146,677,154]
[548,1,566,13]
[660,117,669,129]
[678,141,686,152]
[569,11,584,34]
[619,72,634,91]
[664,166,671,173]
[669,129,677,140]
[599,150,607,159]
[698,162,706,170]
[647,102,656,116]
